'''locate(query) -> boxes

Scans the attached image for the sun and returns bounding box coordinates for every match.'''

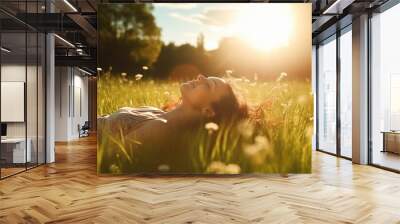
[230,5,294,52]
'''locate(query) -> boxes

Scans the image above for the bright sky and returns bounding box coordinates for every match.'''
[153,3,298,51]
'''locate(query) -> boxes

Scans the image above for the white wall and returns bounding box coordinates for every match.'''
[1,65,26,139]
[55,67,69,141]
[1,64,40,137]
[1,63,46,164]
[55,67,89,141]
[74,73,89,137]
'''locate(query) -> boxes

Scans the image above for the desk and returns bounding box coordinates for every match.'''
[1,138,31,163]
[381,131,400,154]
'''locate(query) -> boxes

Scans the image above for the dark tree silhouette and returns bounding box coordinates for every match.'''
[196,33,205,53]
[98,4,162,74]
[152,42,210,80]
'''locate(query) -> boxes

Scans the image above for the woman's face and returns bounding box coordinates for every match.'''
[180,75,230,116]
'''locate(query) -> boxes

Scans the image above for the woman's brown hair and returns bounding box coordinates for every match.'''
[210,84,248,124]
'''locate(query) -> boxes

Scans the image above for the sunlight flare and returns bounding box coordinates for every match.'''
[231,5,293,52]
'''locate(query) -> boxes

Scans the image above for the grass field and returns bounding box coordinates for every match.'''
[97,72,314,174]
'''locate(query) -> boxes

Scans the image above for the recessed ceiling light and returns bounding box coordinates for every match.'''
[54,34,75,48]
[1,47,11,53]
[63,0,78,12]
[323,0,354,15]
[78,67,92,76]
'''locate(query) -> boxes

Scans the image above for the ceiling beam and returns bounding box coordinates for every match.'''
[323,0,356,14]
[55,55,96,69]
[67,13,97,41]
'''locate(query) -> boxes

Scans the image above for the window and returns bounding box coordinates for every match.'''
[371,2,400,171]
[317,36,337,154]
[339,28,352,158]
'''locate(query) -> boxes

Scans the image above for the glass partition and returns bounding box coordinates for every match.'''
[371,3,400,171]
[0,1,46,179]
[1,30,28,177]
[317,36,337,154]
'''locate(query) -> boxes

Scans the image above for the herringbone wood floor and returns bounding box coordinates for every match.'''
[1,135,400,224]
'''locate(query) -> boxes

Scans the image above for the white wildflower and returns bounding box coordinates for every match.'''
[142,66,149,70]
[135,74,143,80]
[243,135,271,157]
[276,72,287,82]
[255,135,269,147]
[121,72,127,77]
[207,161,226,174]
[205,122,219,132]
[109,164,121,174]
[158,164,170,172]
[237,121,254,138]
[225,164,241,174]
[297,95,307,104]
[244,144,262,156]
[206,161,240,174]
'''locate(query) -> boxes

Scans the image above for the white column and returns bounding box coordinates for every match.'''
[55,67,73,141]
[45,1,55,163]
[46,33,55,163]
[352,14,369,164]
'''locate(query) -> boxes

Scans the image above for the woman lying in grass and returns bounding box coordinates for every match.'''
[97,75,248,173]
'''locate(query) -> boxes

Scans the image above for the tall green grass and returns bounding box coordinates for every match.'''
[97,72,313,174]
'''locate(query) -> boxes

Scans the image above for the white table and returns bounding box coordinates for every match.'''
[1,138,31,163]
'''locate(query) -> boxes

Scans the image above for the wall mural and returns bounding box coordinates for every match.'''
[97,3,312,174]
